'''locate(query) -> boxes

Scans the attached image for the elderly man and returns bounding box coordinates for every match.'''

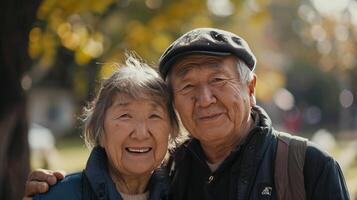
[24,28,349,200]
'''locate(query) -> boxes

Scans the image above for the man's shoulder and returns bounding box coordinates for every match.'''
[305,141,334,164]
[303,141,341,183]
[34,172,82,200]
[304,141,338,171]
[303,142,350,199]
[274,131,334,168]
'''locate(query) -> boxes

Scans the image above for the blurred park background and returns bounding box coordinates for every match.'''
[1,0,357,199]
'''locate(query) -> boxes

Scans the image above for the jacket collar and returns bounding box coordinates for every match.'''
[84,146,122,200]
[147,167,170,200]
[251,105,272,129]
[85,146,169,200]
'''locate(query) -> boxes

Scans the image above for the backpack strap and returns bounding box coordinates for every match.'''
[275,132,307,200]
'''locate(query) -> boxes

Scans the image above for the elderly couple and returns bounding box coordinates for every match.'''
[24,28,349,200]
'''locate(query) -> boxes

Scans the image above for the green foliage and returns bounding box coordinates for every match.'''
[28,0,356,130]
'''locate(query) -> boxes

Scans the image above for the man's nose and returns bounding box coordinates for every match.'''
[131,121,150,140]
[195,85,216,107]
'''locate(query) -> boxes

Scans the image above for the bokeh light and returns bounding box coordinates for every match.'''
[273,88,295,111]
[339,89,354,108]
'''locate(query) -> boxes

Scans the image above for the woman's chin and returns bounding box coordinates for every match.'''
[122,167,154,178]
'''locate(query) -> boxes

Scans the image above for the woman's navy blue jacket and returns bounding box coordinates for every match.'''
[34,146,169,200]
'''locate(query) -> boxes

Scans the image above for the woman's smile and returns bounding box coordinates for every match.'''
[125,147,152,154]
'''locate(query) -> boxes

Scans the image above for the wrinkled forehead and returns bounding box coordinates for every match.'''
[170,55,232,79]
[168,55,238,79]
[110,91,167,109]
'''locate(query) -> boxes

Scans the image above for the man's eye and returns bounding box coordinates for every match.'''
[211,78,226,84]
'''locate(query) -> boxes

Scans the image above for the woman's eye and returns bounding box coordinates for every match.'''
[182,84,194,91]
[118,113,131,119]
[149,114,162,119]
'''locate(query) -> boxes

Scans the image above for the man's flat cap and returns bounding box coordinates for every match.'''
[159,28,257,79]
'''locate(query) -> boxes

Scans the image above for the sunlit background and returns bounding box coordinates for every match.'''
[25,0,357,198]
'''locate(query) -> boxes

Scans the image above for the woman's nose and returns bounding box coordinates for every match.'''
[131,121,150,140]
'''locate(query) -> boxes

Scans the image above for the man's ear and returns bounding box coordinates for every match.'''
[248,74,257,105]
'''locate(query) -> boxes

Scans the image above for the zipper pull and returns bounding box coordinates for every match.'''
[208,175,214,183]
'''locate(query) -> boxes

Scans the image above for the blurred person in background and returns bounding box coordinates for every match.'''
[29,54,180,200]
[24,28,349,200]
[28,123,59,169]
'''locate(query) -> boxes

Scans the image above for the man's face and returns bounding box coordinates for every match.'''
[169,55,256,145]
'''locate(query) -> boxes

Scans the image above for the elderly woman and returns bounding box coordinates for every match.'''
[34,55,179,200]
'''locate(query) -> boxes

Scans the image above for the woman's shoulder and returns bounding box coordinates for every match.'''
[34,172,82,200]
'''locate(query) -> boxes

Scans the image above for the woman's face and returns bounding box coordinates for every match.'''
[101,93,171,178]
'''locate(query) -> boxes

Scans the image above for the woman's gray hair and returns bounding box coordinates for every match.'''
[82,54,180,149]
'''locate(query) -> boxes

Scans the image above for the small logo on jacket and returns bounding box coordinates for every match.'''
[257,183,272,200]
[261,187,272,196]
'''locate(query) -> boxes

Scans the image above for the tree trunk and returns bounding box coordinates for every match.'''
[0,0,41,199]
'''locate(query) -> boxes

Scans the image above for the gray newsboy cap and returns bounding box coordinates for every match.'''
[159,28,257,79]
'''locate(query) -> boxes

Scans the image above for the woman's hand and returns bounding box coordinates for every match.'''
[23,169,66,199]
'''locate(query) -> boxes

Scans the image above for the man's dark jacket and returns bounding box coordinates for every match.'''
[166,106,350,200]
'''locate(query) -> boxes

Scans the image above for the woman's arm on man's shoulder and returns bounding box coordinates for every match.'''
[23,169,66,199]
[33,172,82,200]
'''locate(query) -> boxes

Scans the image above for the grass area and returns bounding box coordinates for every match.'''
[30,135,357,199]
[55,136,90,172]
[30,135,90,173]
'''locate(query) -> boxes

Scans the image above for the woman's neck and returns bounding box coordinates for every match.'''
[108,165,152,194]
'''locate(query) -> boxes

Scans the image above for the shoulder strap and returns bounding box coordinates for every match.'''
[275,132,307,200]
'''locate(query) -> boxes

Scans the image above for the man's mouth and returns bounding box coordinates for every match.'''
[125,147,152,153]
[199,113,223,121]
